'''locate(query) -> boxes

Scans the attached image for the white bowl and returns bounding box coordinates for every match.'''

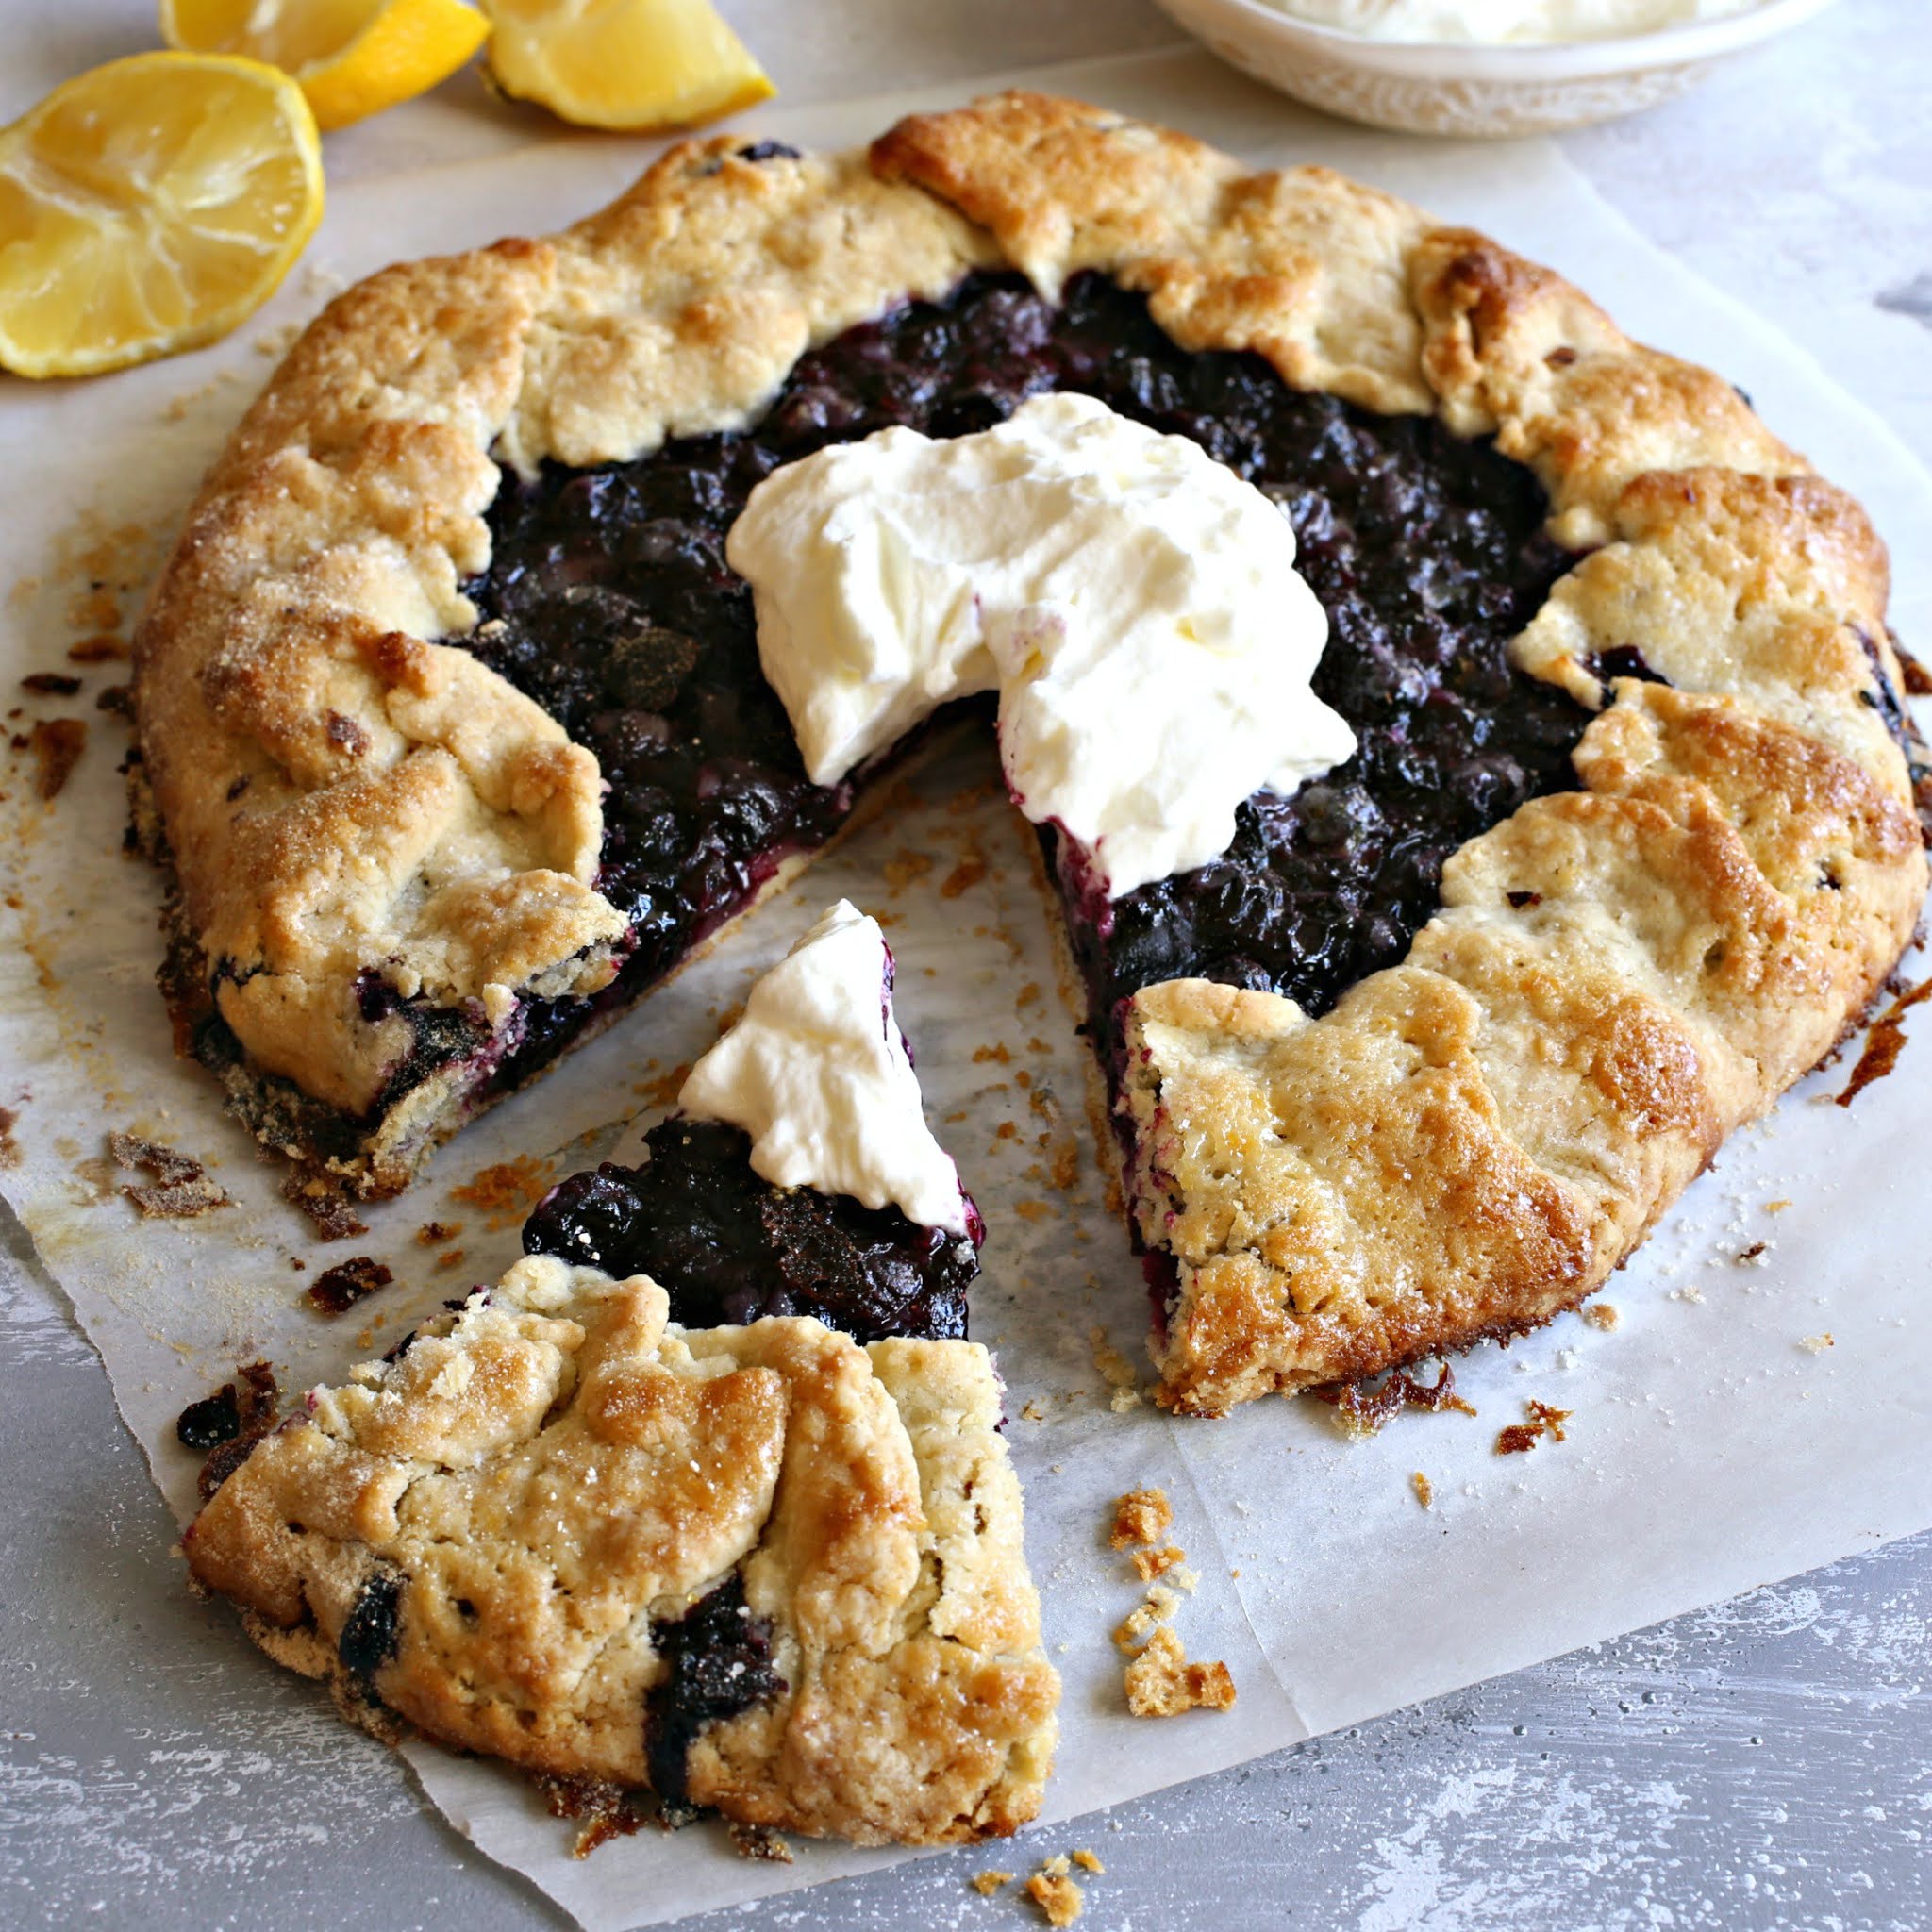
[1153,0,1845,136]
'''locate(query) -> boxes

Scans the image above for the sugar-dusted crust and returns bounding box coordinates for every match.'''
[138,92,1927,1402]
[183,1256,1058,1845]
[134,141,991,1195]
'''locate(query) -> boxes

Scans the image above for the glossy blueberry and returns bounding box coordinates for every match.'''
[522,1119,977,1342]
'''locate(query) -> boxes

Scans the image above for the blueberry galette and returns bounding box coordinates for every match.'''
[134,92,1928,1414]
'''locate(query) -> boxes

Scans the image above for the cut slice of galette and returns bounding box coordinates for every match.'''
[133,92,1928,1415]
[183,899,1040,1842]
[183,1255,1058,1844]
[525,898,985,1341]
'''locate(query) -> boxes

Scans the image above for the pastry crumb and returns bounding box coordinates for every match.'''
[726,1820,792,1862]
[281,1170,368,1241]
[109,1130,230,1219]
[1124,1625,1237,1717]
[28,715,86,800]
[1411,1471,1434,1508]
[451,1155,556,1228]
[1765,1198,1792,1213]
[972,1870,1014,1897]
[1496,1400,1570,1456]
[1582,1303,1620,1331]
[306,1256,393,1315]
[1130,1542,1187,1582]
[1021,1398,1047,1422]
[1799,1332,1835,1353]
[1314,1360,1474,1438]
[1109,1487,1173,1549]
[1024,1866,1083,1927]
[941,855,988,898]
[1071,1849,1104,1874]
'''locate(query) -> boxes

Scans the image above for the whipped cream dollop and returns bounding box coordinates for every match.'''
[677,900,970,1233]
[1266,0,1760,42]
[727,391,1354,899]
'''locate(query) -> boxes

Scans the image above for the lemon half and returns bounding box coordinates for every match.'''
[483,0,774,132]
[161,0,491,132]
[0,52,325,380]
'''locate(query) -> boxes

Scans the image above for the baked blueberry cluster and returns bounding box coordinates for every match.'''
[458,270,1586,1096]
[645,1573,787,1809]
[522,1119,981,1341]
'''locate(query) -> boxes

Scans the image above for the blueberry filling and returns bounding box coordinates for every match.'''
[645,1573,786,1807]
[523,1118,979,1342]
[175,1382,241,1451]
[338,1568,405,1684]
[1586,644,1666,689]
[184,1360,279,1500]
[354,269,1590,1125]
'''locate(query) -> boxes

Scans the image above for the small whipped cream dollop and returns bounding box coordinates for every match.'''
[727,391,1354,899]
[677,899,970,1233]
[1266,0,1760,42]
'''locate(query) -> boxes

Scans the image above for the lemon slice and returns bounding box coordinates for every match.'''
[160,0,491,132]
[482,0,774,131]
[0,53,324,380]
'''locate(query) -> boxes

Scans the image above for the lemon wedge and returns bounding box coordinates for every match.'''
[160,0,491,132]
[0,53,324,380]
[482,0,774,131]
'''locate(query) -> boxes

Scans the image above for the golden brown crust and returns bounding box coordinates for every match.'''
[1408,233,1804,548]
[873,92,1435,417]
[183,1257,1058,1846]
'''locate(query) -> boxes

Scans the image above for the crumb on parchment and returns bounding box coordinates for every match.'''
[1124,1626,1237,1718]
[1411,1471,1434,1508]
[1113,1583,1183,1654]
[1130,1542,1187,1582]
[1109,1487,1172,1549]
[726,1820,791,1862]
[109,1129,229,1219]
[1071,1849,1104,1874]
[972,1870,1014,1897]
[1495,1400,1570,1456]
[1582,1303,1620,1331]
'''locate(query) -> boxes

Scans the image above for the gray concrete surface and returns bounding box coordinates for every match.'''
[4,2,1930,1926]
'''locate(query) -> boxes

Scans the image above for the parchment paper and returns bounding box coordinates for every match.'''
[1,48,1927,1932]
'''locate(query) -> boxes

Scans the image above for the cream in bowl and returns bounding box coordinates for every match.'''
[1154,0,1843,135]
[1266,0,1766,43]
